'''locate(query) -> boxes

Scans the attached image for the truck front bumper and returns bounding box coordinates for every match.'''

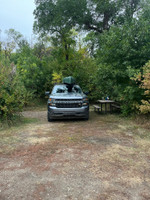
[48,106,89,119]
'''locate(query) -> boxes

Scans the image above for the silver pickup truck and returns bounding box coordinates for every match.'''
[45,83,89,121]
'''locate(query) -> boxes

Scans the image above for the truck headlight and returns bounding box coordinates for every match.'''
[82,98,88,106]
[48,98,56,107]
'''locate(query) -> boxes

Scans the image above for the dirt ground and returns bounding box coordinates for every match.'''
[0,108,150,200]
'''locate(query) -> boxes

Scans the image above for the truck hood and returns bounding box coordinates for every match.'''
[50,93,86,99]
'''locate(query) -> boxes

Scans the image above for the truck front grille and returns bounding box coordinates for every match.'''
[55,99,82,108]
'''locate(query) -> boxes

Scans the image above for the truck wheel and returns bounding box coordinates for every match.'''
[47,112,53,122]
[85,113,89,120]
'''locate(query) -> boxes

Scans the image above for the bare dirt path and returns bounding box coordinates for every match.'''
[0,109,150,200]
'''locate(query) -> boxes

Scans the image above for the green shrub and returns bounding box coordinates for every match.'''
[134,61,150,114]
[0,62,33,120]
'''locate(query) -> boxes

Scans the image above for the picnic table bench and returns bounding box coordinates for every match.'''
[93,100,121,113]
[93,105,101,112]
[111,103,121,110]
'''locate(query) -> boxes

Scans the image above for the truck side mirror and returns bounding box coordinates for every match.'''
[45,91,50,96]
[84,91,89,95]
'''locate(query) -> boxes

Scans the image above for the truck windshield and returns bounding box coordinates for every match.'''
[52,85,82,94]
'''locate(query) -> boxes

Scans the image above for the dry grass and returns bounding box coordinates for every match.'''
[0,108,150,199]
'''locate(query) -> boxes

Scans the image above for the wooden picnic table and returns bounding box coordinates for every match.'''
[97,100,115,113]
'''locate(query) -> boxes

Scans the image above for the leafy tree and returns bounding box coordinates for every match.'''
[34,0,87,35]
[5,29,23,47]
[134,61,150,114]
[2,29,26,58]
[16,41,54,97]
[34,0,142,35]
[94,2,150,114]
[33,0,142,60]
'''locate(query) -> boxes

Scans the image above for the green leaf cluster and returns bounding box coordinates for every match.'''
[0,59,32,120]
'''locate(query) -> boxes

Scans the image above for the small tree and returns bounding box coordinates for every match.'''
[136,61,150,114]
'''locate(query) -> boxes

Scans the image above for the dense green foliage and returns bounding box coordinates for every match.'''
[0,56,32,120]
[94,1,150,115]
[0,0,150,120]
[34,0,142,34]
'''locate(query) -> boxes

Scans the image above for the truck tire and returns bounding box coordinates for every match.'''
[85,113,89,120]
[47,112,53,122]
